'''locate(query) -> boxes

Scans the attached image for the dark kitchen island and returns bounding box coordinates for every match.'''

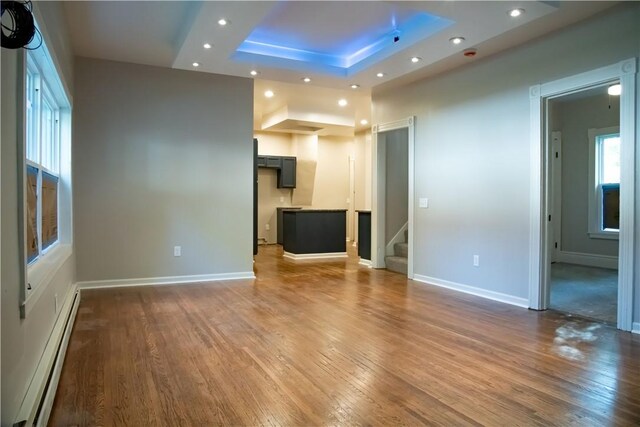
[282,209,347,260]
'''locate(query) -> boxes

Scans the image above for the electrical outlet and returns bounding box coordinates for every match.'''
[54,293,59,313]
[473,255,479,267]
[174,246,181,257]
[419,198,429,208]
[265,223,270,231]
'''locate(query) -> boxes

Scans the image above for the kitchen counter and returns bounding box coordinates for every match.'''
[282,209,347,260]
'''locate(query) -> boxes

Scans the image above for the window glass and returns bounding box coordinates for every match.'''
[25,68,38,163]
[601,135,620,184]
[41,96,55,171]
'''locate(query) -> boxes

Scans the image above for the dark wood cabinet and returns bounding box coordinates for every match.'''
[257,155,296,188]
[257,156,282,168]
[266,156,282,168]
[357,211,371,260]
[283,210,347,255]
[276,207,302,244]
[278,156,296,188]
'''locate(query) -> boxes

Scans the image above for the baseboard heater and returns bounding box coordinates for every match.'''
[14,290,80,427]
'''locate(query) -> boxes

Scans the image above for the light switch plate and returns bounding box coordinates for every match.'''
[419,198,429,208]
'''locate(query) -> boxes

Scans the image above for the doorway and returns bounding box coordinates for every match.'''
[547,86,620,324]
[371,117,415,278]
[528,58,636,331]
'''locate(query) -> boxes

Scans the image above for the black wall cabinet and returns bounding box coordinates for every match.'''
[257,156,282,168]
[278,157,296,188]
[257,155,296,188]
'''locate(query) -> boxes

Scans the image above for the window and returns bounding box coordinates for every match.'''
[21,31,72,318]
[26,56,61,263]
[588,127,620,239]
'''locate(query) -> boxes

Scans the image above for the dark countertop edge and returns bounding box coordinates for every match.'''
[283,209,348,213]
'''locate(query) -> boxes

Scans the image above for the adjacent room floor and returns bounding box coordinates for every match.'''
[550,262,618,324]
[50,246,640,425]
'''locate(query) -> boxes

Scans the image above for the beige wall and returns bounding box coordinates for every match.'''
[354,130,372,211]
[255,132,294,243]
[1,2,76,424]
[73,58,254,282]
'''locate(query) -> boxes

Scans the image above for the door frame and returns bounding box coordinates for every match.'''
[371,116,415,278]
[550,131,562,263]
[528,58,636,331]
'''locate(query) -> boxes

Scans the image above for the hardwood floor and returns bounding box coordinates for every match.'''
[50,245,640,426]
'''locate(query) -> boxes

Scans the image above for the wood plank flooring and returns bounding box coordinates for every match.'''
[50,245,640,426]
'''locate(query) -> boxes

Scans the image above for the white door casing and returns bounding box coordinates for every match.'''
[529,58,636,331]
[371,117,415,278]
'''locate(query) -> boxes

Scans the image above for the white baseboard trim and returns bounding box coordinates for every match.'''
[16,284,80,427]
[632,322,640,335]
[413,274,529,309]
[77,272,256,290]
[556,251,618,270]
[359,259,372,267]
[283,251,348,260]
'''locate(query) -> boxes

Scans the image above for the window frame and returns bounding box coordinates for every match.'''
[20,32,73,319]
[25,55,62,264]
[587,126,620,240]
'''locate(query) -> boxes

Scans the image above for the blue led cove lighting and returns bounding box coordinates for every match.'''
[234,10,453,77]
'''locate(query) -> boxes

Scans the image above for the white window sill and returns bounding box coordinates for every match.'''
[588,231,619,240]
[23,243,72,318]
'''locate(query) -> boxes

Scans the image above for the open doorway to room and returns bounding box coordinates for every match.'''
[547,84,620,324]
[380,128,409,275]
[371,117,415,278]
[251,79,372,263]
[530,58,636,332]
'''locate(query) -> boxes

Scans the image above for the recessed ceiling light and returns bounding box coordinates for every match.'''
[192,62,200,67]
[376,72,385,78]
[509,8,524,18]
[218,18,228,26]
[250,70,259,76]
[449,37,465,45]
[203,43,212,49]
[350,84,360,89]
[608,84,621,96]
[338,99,348,107]
[264,90,274,98]
[410,56,421,63]
[302,77,311,83]
[360,119,368,125]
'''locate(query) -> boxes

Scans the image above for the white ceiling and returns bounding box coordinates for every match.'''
[63,1,618,136]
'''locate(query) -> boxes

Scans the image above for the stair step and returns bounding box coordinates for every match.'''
[394,242,408,258]
[385,256,407,275]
